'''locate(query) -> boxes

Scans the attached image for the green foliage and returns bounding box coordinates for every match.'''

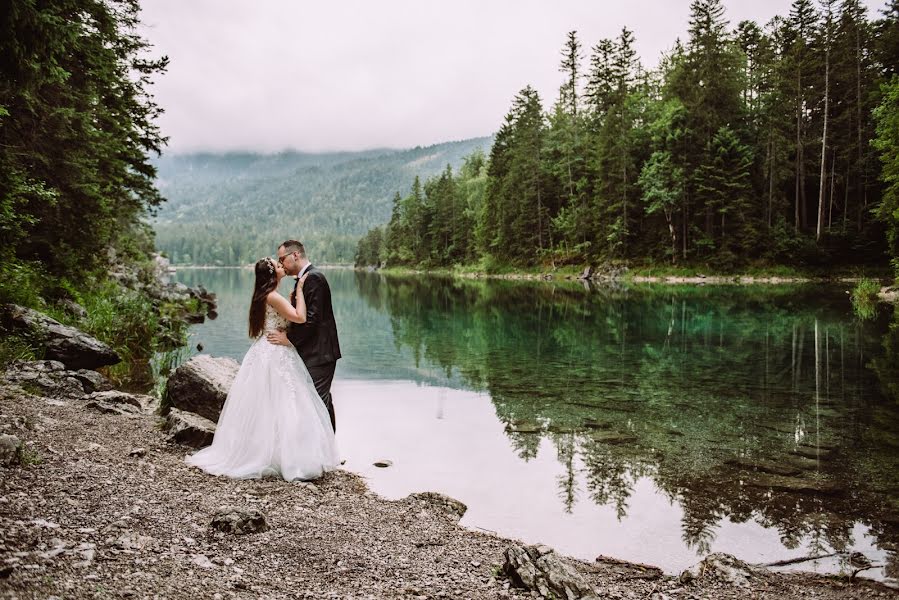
[0,259,48,308]
[354,1,895,274]
[354,226,384,267]
[0,1,211,393]
[873,75,899,278]
[0,334,39,369]
[21,447,42,466]
[0,0,168,278]
[851,277,881,319]
[151,345,188,402]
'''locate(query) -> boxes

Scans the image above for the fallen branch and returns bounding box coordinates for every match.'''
[755,552,839,568]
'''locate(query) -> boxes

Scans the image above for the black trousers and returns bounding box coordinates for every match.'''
[306,361,337,432]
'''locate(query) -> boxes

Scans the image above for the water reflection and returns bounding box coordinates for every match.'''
[352,271,899,569]
[174,267,899,577]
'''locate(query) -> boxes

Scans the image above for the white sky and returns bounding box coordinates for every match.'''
[138,0,888,154]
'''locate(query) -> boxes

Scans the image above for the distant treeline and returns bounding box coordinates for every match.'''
[356,0,899,273]
[151,138,492,266]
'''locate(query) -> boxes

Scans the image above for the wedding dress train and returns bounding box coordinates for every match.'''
[186,305,339,481]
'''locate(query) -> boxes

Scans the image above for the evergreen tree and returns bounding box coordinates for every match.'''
[784,0,820,232]
[695,126,755,260]
[873,76,899,275]
[0,0,168,274]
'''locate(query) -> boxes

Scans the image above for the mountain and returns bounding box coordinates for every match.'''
[151,137,493,265]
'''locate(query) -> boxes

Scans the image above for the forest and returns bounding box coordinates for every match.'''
[0,0,166,276]
[356,0,899,275]
[0,0,196,383]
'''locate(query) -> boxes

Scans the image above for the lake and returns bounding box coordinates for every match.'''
[171,267,899,583]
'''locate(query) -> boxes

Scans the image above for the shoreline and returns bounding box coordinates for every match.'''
[0,376,896,598]
[167,262,892,286]
[362,266,888,286]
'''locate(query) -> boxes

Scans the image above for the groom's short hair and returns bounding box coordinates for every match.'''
[281,240,305,257]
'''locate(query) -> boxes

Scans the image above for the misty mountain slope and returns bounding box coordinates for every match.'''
[152,136,492,265]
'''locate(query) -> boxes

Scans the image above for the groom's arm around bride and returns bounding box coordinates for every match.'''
[268,240,341,431]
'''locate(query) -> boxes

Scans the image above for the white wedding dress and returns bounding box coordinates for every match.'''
[186,305,339,481]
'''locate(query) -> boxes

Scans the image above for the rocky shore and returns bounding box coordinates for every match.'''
[1,340,897,597]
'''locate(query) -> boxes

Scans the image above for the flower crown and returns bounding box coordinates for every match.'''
[265,257,275,276]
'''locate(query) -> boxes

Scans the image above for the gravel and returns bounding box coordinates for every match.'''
[0,382,896,599]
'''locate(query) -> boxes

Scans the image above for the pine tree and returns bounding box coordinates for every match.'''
[784,0,820,232]
[0,0,168,274]
[873,75,899,275]
[482,87,546,263]
[816,0,837,241]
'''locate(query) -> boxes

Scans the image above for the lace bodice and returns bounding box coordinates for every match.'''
[264,305,288,334]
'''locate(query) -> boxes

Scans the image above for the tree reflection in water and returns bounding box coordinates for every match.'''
[353,270,899,558]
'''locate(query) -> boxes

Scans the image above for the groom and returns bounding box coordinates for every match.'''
[268,240,341,431]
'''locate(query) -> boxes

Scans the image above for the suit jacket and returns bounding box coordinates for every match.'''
[286,265,341,367]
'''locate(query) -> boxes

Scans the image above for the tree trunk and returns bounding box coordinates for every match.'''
[856,15,867,216]
[666,209,676,264]
[816,14,830,242]
[622,156,627,256]
[843,162,849,233]
[766,133,773,228]
[828,151,835,228]
[795,69,802,233]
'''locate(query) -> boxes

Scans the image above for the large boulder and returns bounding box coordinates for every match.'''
[503,544,597,600]
[1,305,119,370]
[164,408,216,448]
[86,390,156,415]
[164,355,238,421]
[679,553,756,587]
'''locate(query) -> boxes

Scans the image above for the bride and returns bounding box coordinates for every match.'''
[186,257,339,481]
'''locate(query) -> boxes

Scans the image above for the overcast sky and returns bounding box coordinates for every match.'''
[138,0,887,154]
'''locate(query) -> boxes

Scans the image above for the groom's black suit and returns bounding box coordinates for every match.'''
[286,265,341,431]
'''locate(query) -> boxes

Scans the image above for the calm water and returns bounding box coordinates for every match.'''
[173,267,899,582]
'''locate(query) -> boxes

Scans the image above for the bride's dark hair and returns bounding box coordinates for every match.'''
[248,258,278,338]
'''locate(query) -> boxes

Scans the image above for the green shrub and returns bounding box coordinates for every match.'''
[851,278,881,320]
[0,333,39,368]
[0,259,45,308]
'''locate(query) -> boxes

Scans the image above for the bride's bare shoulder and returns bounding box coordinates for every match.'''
[266,291,286,306]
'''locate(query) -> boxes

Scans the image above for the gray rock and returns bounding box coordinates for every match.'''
[4,360,87,398]
[679,553,755,587]
[0,434,23,467]
[1,305,119,370]
[210,506,269,534]
[503,544,596,600]
[165,408,216,448]
[71,370,113,394]
[164,355,239,421]
[410,492,467,519]
[86,390,154,412]
[58,299,87,320]
[85,400,138,416]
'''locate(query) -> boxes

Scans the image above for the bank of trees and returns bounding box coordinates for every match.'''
[357,0,899,272]
[0,0,168,278]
